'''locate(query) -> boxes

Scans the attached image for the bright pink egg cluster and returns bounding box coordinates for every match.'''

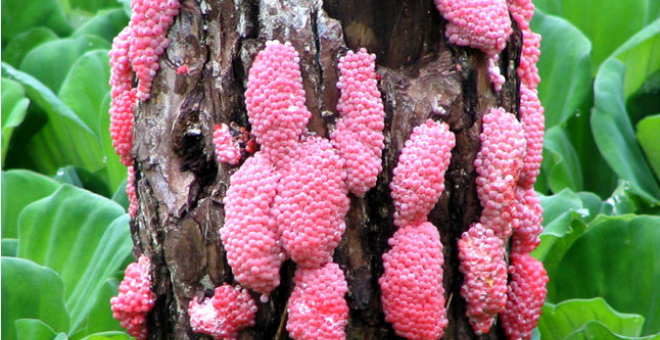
[332,49,385,196]
[221,152,285,298]
[512,187,543,254]
[474,107,526,239]
[379,222,448,340]
[500,253,548,340]
[244,41,311,168]
[287,262,349,340]
[127,165,138,217]
[390,120,455,228]
[275,136,349,268]
[188,284,258,340]
[457,223,508,334]
[518,84,545,189]
[213,123,242,165]
[110,255,155,340]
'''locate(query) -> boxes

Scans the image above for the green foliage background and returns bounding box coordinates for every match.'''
[1,0,660,339]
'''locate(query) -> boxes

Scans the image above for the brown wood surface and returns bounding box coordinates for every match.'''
[130,0,522,338]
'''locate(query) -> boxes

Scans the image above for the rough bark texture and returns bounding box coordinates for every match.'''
[131,0,523,339]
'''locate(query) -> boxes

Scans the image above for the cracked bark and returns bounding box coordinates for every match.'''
[131,0,522,338]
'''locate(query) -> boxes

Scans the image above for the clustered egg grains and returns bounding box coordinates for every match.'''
[274,136,349,268]
[188,284,257,340]
[126,165,138,217]
[221,152,285,297]
[457,223,508,334]
[379,222,448,340]
[511,187,543,254]
[474,107,526,239]
[390,119,455,228]
[332,48,386,196]
[244,40,311,168]
[110,255,155,340]
[287,262,349,340]
[500,253,548,340]
[213,123,242,165]
[518,84,545,189]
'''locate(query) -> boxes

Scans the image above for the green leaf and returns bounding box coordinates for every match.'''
[637,114,660,181]
[552,215,660,334]
[2,78,30,165]
[543,126,583,192]
[532,9,592,129]
[79,332,131,340]
[18,186,132,333]
[539,298,645,340]
[53,166,112,197]
[592,59,660,204]
[99,94,127,192]
[65,0,123,15]
[1,170,61,238]
[2,28,59,67]
[0,0,71,46]
[1,257,70,340]
[566,322,660,340]
[111,180,129,212]
[72,280,123,339]
[2,63,107,176]
[19,35,110,93]
[73,9,129,43]
[15,319,61,340]
[2,239,18,256]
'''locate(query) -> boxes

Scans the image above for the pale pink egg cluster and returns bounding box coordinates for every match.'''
[332,49,386,196]
[474,107,526,239]
[457,223,508,334]
[127,165,138,217]
[511,187,543,254]
[188,284,257,340]
[109,0,179,167]
[390,120,455,228]
[435,0,512,90]
[500,253,548,340]
[221,152,285,298]
[518,83,545,189]
[110,255,155,340]
[379,222,448,340]
[244,41,311,168]
[287,262,349,340]
[274,136,349,268]
[213,123,242,165]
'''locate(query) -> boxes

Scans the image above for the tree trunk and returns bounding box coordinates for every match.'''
[131,0,522,339]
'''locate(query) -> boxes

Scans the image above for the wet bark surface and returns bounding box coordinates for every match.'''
[130,0,522,338]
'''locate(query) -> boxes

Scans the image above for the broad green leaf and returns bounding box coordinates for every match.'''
[2,28,58,67]
[539,298,645,340]
[53,166,112,197]
[566,322,660,340]
[0,0,71,46]
[71,280,123,339]
[552,215,660,334]
[637,114,660,181]
[73,9,129,42]
[15,319,61,340]
[626,71,660,127]
[2,63,107,176]
[532,10,592,129]
[1,170,61,238]
[1,257,70,340]
[19,35,109,93]
[18,186,132,333]
[2,239,18,256]
[99,94,126,192]
[543,126,583,192]
[1,78,30,164]
[64,0,122,15]
[538,189,586,238]
[79,332,131,340]
[111,180,129,212]
[592,59,660,204]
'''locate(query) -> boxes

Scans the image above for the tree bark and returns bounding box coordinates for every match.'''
[131,0,523,339]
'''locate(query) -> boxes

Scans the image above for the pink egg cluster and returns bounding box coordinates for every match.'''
[474,107,526,239]
[390,120,455,228]
[213,123,242,165]
[518,84,545,189]
[127,165,138,217]
[110,255,155,340]
[511,187,543,254]
[244,41,311,168]
[275,136,349,268]
[500,253,548,340]
[188,284,258,340]
[379,222,448,340]
[287,263,349,340]
[221,152,285,298]
[457,223,508,334]
[332,49,386,196]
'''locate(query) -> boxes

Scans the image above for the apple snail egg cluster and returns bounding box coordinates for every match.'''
[188,284,258,340]
[212,123,242,165]
[110,255,155,340]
